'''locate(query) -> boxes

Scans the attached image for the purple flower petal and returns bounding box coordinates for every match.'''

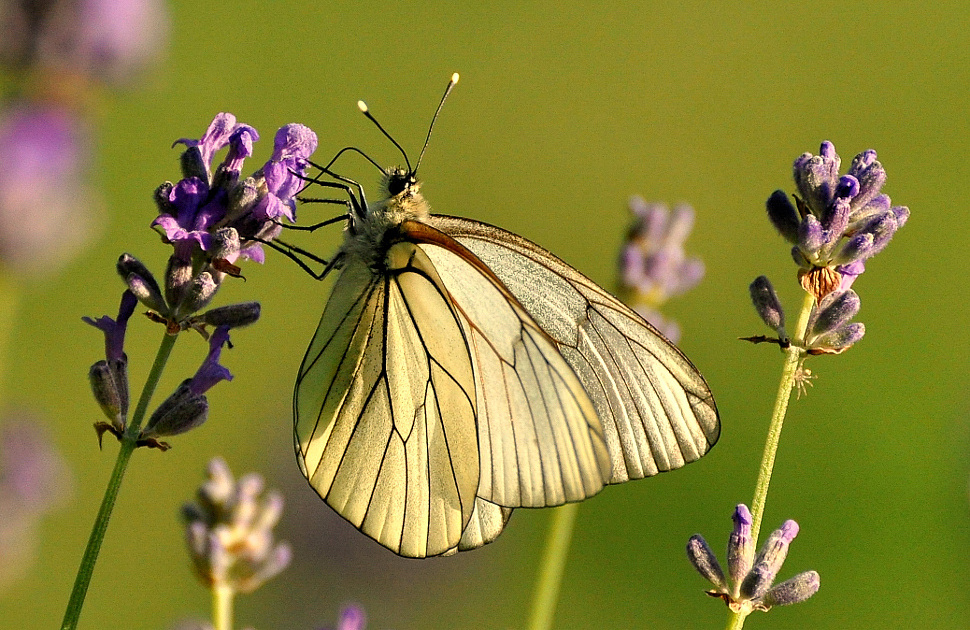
[188,326,233,395]
[82,290,138,361]
[175,113,238,168]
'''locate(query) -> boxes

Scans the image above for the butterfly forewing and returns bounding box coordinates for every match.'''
[294,241,479,557]
[427,215,720,484]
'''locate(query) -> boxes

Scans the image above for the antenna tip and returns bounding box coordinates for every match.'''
[451,72,460,84]
[357,100,368,113]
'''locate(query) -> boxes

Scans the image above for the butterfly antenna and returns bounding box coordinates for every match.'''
[357,100,412,173]
[322,146,385,174]
[415,72,459,172]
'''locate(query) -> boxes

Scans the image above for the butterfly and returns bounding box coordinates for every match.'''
[292,74,719,557]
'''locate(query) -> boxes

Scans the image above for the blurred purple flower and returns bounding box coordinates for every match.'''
[619,197,704,342]
[0,101,98,272]
[0,414,72,590]
[1,0,168,84]
[319,605,367,630]
[182,457,291,595]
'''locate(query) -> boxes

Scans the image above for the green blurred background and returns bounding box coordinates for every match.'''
[4,0,969,628]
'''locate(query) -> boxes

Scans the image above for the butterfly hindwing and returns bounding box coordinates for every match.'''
[427,214,720,484]
[415,228,612,509]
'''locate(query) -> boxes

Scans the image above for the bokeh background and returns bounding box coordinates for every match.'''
[2,1,968,628]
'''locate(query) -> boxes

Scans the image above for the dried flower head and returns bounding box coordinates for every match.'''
[687,504,819,615]
[182,458,291,595]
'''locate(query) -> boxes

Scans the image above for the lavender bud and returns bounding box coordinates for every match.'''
[165,254,193,309]
[141,381,208,438]
[846,193,891,230]
[821,196,851,239]
[759,570,820,608]
[847,150,886,210]
[809,290,861,339]
[793,142,841,215]
[893,205,910,227]
[183,458,291,594]
[153,182,175,215]
[765,191,800,243]
[177,272,219,317]
[88,358,129,431]
[201,302,261,329]
[862,211,900,256]
[796,214,824,253]
[687,534,727,591]
[832,233,874,266]
[739,520,798,600]
[179,145,209,182]
[810,322,865,354]
[834,174,860,200]
[209,228,241,261]
[749,277,787,342]
[727,504,754,589]
[117,253,167,313]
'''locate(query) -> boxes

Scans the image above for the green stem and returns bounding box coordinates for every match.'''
[213,583,234,630]
[527,502,579,630]
[725,292,814,630]
[61,332,178,630]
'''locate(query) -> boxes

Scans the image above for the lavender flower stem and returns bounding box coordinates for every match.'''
[214,583,234,630]
[725,292,815,630]
[61,332,178,630]
[527,502,580,630]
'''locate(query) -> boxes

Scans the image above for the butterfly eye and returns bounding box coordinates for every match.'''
[386,170,413,196]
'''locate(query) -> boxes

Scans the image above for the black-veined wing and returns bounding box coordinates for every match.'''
[428,214,720,484]
[294,229,612,557]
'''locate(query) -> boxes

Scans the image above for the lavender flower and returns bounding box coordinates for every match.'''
[0,415,72,590]
[182,458,292,595]
[153,113,317,270]
[0,101,97,272]
[619,197,705,342]
[687,505,819,615]
[767,141,909,300]
[750,141,908,357]
[139,327,234,446]
[83,290,137,435]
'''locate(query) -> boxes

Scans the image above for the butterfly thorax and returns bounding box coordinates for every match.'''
[340,167,431,273]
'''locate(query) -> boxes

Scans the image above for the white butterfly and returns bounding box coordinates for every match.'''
[293,75,719,557]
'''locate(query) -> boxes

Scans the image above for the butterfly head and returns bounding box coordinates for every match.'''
[376,166,428,221]
[382,166,420,198]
